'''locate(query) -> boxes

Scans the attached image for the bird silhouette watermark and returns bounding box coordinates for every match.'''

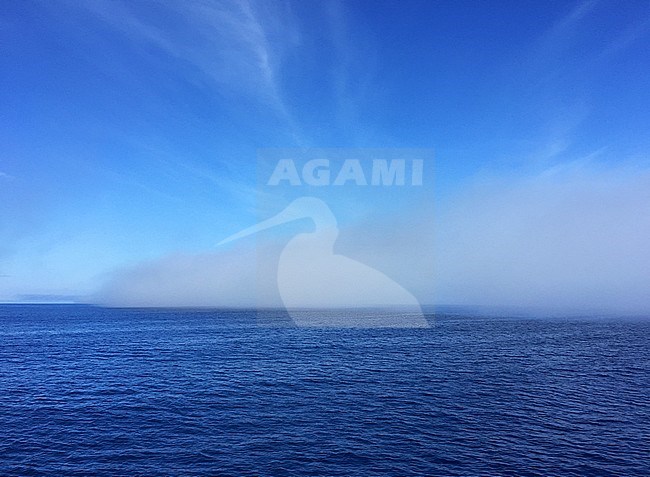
[218,149,433,327]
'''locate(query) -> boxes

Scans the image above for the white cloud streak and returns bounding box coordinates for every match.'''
[80,0,299,119]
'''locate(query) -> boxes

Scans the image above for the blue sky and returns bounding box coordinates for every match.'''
[1,0,650,308]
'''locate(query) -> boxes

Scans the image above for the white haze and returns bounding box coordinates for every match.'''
[96,165,650,314]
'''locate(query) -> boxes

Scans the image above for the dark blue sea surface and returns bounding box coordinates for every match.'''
[0,305,648,476]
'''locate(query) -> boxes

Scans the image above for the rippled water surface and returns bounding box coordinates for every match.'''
[1,305,648,476]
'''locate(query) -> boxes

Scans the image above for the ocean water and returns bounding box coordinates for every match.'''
[0,305,648,476]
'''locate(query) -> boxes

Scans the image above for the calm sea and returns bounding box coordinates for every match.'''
[0,305,648,476]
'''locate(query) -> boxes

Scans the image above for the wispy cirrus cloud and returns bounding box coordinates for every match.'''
[51,0,307,200]
[528,0,649,81]
[512,0,643,169]
[77,0,300,120]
